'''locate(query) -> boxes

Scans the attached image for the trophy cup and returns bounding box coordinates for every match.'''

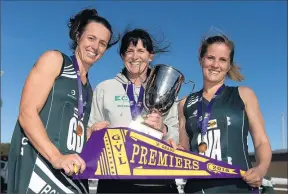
[129,64,192,139]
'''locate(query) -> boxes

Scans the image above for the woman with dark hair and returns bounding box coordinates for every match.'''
[88,28,179,193]
[7,8,118,194]
[178,35,272,193]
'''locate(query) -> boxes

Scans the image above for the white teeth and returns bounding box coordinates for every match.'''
[209,70,220,74]
[87,51,96,56]
[130,62,141,65]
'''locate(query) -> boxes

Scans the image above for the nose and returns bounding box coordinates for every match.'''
[91,41,100,51]
[131,51,139,60]
[210,59,220,68]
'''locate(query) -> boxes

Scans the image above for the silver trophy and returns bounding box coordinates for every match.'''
[129,64,193,139]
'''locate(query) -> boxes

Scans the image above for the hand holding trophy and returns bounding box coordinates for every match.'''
[129,64,194,139]
[143,110,166,134]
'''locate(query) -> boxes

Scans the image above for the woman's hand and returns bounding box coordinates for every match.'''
[144,111,167,135]
[51,153,86,176]
[242,166,265,188]
[87,121,110,139]
[165,138,177,149]
[177,144,186,150]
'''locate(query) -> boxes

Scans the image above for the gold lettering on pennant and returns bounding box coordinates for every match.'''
[129,142,202,171]
[107,129,131,175]
[128,132,208,171]
[157,152,168,167]
[193,161,200,170]
[131,145,172,167]
[184,158,191,169]
[175,157,183,168]
[207,163,237,174]
[130,144,140,163]
[97,129,208,177]
[139,146,148,164]
[148,149,157,165]
[129,131,208,162]
[169,155,174,167]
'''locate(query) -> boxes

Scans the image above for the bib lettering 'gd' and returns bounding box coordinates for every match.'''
[73,127,246,180]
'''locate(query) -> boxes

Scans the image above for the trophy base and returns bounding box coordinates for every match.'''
[129,120,163,140]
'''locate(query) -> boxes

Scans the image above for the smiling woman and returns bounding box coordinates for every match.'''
[7,8,119,194]
[178,34,272,193]
[87,28,180,193]
[198,35,244,83]
[68,9,118,71]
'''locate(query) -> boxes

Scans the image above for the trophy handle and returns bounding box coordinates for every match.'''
[175,80,195,103]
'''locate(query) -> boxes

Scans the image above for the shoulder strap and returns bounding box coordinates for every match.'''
[54,50,74,79]
[223,86,245,110]
[183,91,200,118]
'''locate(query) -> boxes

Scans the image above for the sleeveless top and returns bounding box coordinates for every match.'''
[183,86,253,193]
[8,51,92,194]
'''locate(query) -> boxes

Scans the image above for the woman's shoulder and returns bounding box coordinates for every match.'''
[224,85,255,98]
[238,86,257,104]
[224,85,257,106]
[37,50,63,63]
[237,86,254,94]
[31,50,65,78]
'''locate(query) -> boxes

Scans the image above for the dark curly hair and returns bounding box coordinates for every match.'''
[68,8,119,51]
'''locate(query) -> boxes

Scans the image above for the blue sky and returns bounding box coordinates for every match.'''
[1,1,287,152]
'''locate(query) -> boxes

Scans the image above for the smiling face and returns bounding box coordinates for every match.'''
[121,40,154,77]
[200,43,231,84]
[76,21,111,66]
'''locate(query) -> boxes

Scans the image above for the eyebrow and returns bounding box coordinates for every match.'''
[100,39,108,45]
[88,34,108,45]
[206,54,228,59]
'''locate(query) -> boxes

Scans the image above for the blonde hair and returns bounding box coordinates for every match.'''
[227,63,244,81]
[199,35,244,82]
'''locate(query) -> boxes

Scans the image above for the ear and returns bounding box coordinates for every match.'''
[148,53,154,62]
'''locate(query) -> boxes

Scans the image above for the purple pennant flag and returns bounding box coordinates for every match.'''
[73,127,248,180]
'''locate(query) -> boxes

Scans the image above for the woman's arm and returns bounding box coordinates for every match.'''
[178,98,190,150]
[162,102,180,144]
[19,50,63,162]
[239,86,272,187]
[18,50,85,174]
